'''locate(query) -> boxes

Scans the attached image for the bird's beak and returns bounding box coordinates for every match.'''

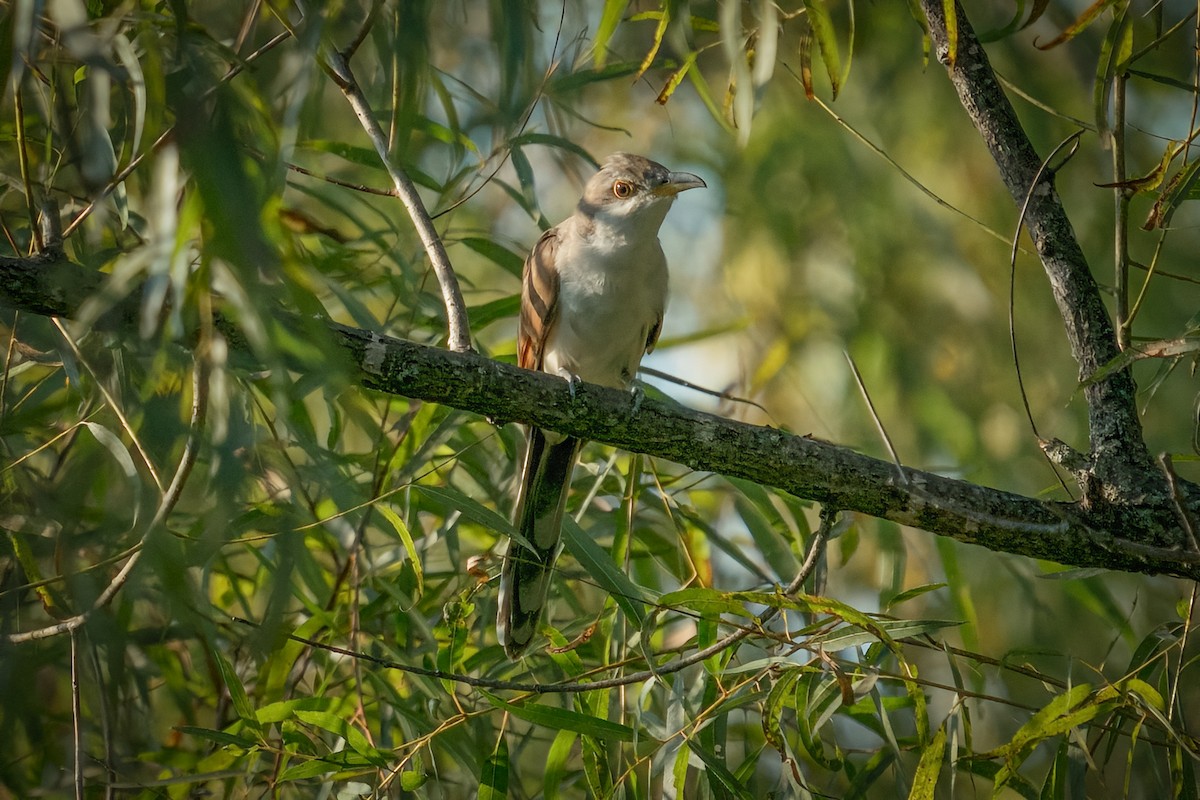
[655,171,707,196]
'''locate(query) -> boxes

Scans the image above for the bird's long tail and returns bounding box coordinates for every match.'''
[498,427,581,658]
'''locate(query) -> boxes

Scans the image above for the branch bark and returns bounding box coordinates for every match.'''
[2,252,1197,581]
[920,1,1162,512]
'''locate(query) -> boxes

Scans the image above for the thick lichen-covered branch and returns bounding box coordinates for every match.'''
[2,253,1196,580]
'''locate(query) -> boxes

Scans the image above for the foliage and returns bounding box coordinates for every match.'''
[0,1,1197,798]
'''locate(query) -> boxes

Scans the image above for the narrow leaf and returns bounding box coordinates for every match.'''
[562,516,650,625]
[213,650,258,728]
[376,502,424,596]
[908,723,947,799]
[484,693,640,742]
[479,736,509,800]
[1035,0,1121,49]
[594,0,632,67]
[803,0,841,97]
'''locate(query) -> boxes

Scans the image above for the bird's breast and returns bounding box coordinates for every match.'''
[543,240,668,389]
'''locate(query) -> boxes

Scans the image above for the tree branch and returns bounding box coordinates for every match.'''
[920,1,1160,510]
[321,49,473,353]
[2,253,1196,581]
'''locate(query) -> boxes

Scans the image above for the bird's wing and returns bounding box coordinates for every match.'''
[518,227,560,372]
[644,310,664,355]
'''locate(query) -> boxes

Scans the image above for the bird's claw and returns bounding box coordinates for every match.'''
[629,382,645,414]
[557,368,582,400]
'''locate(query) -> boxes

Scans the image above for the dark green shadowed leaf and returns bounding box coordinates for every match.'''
[479,736,509,800]
[483,692,640,743]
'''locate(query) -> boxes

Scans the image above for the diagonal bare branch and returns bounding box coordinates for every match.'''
[919,1,1161,510]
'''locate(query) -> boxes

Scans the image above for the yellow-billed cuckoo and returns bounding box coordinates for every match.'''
[497,153,706,658]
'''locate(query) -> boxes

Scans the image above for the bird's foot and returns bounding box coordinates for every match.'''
[556,368,582,400]
[629,382,645,414]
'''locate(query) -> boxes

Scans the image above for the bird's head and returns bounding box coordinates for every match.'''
[577,153,706,236]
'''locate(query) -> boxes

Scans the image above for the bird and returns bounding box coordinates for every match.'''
[497,152,706,658]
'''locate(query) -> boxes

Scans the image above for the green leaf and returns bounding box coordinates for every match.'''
[484,692,641,743]
[942,0,958,66]
[1092,6,1131,140]
[594,0,631,67]
[659,587,753,619]
[175,725,258,750]
[376,502,424,596]
[561,515,651,626]
[762,667,805,754]
[884,583,948,611]
[400,770,428,791]
[479,736,508,800]
[213,650,259,729]
[459,236,525,277]
[809,618,962,652]
[544,729,577,800]
[467,295,521,331]
[803,0,841,97]
[82,421,141,526]
[414,484,516,537]
[300,139,442,190]
[728,478,800,580]
[293,710,384,763]
[988,684,1118,789]
[255,697,335,724]
[633,4,671,80]
[732,591,899,649]
[908,724,946,800]
[509,132,597,167]
[671,741,690,796]
[690,739,755,799]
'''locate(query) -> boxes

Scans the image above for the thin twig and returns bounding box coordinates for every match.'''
[71,629,84,800]
[1167,583,1196,725]
[343,0,382,59]
[1112,71,1130,350]
[286,162,396,196]
[1159,454,1200,554]
[844,350,904,484]
[639,364,773,419]
[320,48,472,352]
[1008,130,1082,499]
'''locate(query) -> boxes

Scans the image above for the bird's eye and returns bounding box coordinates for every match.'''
[612,180,634,199]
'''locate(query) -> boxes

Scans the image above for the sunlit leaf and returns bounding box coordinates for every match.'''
[376,502,424,596]
[1036,0,1122,49]
[803,0,841,98]
[594,0,631,68]
[908,724,946,800]
[633,5,671,81]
